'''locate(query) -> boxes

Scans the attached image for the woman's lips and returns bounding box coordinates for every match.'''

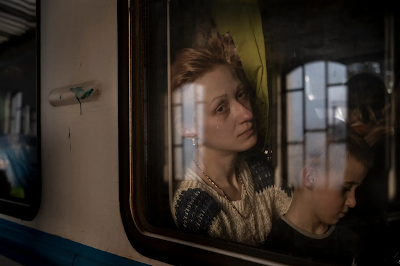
[239,126,254,137]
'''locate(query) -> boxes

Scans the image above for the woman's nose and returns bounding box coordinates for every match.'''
[235,101,253,123]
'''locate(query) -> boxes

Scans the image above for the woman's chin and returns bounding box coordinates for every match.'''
[240,134,257,151]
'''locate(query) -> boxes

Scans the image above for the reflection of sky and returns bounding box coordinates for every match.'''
[305,61,326,129]
[173,83,205,138]
[286,61,348,140]
[328,86,347,124]
[286,61,348,185]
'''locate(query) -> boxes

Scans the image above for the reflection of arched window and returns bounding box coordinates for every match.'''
[284,61,348,184]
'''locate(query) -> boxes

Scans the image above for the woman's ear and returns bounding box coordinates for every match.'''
[178,125,197,139]
[302,167,318,190]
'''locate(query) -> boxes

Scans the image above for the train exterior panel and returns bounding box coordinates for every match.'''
[0,1,162,265]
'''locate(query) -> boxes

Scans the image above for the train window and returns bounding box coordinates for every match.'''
[0,0,40,220]
[119,0,400,265]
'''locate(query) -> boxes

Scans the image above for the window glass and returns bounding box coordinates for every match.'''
[304,61,326,130]
[286,91,303,142]
[287,144,303,186]
[126,0,400,265]
[286,67,303,90]
[328,62,347,85]
[0,0,40,219]
[328,85,347,125]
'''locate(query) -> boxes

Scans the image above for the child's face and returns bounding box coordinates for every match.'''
[312,156,366,225]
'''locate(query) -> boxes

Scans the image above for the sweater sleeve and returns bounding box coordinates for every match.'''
[173,188,223,236]
[246,155,292,219]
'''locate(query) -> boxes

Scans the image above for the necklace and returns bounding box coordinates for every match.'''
[193,159,253,219]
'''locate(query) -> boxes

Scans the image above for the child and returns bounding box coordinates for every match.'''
[263,130,374,265]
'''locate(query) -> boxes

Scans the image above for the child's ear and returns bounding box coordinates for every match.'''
[303,167,318,190]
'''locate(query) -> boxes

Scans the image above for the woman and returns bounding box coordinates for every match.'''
[171,38,291,246]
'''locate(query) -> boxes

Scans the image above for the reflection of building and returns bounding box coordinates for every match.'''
[1,91,37,136]
[0,2,38,201]
[283,60,387,185]
[284,60,349,184]
[0,1,36,45]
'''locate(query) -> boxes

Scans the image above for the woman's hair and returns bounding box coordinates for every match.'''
[171,32,252,93]
[171,38,231,92]
[347,73,387,124]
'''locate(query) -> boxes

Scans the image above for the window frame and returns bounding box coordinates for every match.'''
[0,0,41,220]
[118,1,335,265]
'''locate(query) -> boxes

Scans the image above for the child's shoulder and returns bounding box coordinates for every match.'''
[263,216,295,249]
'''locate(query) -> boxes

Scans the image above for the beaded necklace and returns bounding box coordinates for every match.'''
[193,159,253,219]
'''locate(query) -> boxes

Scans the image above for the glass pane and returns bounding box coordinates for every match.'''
[131,0,400,264]
[327,143,346,183]
[287,144,303,188]
[328,85,348,125]
[304,61,326,130]
[328,85,348,140]
[286,66,303,90]
[347,61,382,78]
[305,133,326,176]
[0,2,39,214]
[172,105,183,146]
[328,62,347,85]
[286,91,303,142]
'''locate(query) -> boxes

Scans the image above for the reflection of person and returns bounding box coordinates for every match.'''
[263,130,374,265]
[171,38,291,245]
[344,73,393,265]
[347,73,388,137]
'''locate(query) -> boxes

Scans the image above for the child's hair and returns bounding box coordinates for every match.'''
[290,128,374,187]
[324,129,374,171]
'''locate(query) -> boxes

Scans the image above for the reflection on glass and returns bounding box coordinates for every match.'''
[328,85,348,125]
[0,2,38,204]
[305,133,326,176]
[170,41,291,246]
[347,62,382,78]
[328,143,347,183]
[286,67,303,90]
[286,91,303,142]
[305,61,326,130]
[287,144,303,187]
[328,62,347,85]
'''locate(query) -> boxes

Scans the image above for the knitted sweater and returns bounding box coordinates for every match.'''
[172,156,292,246]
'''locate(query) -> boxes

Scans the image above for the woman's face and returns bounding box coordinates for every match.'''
[190,65,257,153]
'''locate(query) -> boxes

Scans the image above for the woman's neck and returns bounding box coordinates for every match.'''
[192,147,238,186]
[285,193,329,235]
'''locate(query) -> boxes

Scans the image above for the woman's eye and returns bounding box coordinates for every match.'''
[216,105,227,113]
[342,186,352,193]
[237,91,247,99]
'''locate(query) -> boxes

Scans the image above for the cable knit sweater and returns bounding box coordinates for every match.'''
[172,155,292,246]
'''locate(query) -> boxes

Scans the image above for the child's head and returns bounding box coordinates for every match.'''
[292,130,374,225]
